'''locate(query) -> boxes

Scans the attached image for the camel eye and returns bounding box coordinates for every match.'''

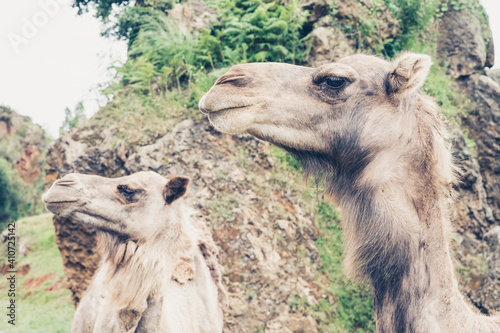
[325,77,346,89]
[117,185,138,198]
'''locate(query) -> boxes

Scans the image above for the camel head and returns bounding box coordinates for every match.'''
[199,53,433,173]
[42,171,190,241]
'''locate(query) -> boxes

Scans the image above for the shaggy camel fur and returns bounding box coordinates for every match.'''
[43,171,226,333]
[199,53,500,332]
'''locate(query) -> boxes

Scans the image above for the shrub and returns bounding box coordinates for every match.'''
[0,158,29,229]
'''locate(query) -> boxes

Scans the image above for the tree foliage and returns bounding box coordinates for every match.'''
[0,158,28,229]
[73,0,131,20]
[60,102,87,135]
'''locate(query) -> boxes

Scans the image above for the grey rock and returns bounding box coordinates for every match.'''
[438,8,493,77]
[460,74,500,222]
[307,27,354,66]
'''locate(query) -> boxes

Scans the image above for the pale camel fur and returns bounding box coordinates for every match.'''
[199,53,500,332]
[43,171,226,333]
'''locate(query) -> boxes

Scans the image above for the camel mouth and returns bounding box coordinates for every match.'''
[199,91,254,115]
[44,200,80,204]
[44,200,81,210]
[200,104,251,115]
[44,200,83,216]
[207,107,259,135]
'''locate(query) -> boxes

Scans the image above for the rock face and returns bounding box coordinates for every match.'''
[46,119,323,332]
[434,0,500,314]
[487,68,500,84]
[302,0,398,66]
[0,108,25,140]
[437,6,494,77]
[168,1,216,34]
[307,26,354,67]
[451,126,494,236]
[450,75,500,313]
[0,106,46,184]
[460,75,500,222]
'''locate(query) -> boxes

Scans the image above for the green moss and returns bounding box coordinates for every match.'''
[423,62,465,121]
[312,202,375,332]
[90,88,194,146]
[462,129,478,158]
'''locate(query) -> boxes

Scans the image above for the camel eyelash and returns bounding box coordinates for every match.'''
[324,77,347,89]
[117,185,141,196]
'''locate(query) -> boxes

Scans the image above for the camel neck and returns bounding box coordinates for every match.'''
[340,178,499,332]
[97,225,195,311]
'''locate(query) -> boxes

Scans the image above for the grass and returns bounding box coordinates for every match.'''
[0,213,74,333]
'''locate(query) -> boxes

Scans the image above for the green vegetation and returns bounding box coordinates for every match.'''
[76,0,313,145]
[0,159,28,229]
[206,0,309,65]
[313,202,375,332]
[382,0,442,56]
[0,214,74,332]
[59,102,87,135]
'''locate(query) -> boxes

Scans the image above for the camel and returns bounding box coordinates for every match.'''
[42,171,226,333]
[199,53,500,332]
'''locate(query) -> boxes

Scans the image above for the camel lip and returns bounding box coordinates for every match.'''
[44,200,83,216]
[201,104,251,115]
[44,200,80,204]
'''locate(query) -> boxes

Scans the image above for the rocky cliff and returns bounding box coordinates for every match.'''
[436,3,500,313]
[44,0,500,331]
[0,106,46,184]
[0,106,47,225]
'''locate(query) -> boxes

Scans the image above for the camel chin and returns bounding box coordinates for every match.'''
[207,107,255,134]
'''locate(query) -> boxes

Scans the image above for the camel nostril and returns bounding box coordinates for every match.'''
[215,74,247,86]
[55,175,79,187]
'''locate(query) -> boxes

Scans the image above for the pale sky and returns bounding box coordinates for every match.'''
[0,0,127,138]
[0,0,498,138]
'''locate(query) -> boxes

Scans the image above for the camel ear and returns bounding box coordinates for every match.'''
[164,176,189,204]
[386,53,432,100]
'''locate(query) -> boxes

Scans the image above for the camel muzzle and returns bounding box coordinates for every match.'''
[42,174,86,215]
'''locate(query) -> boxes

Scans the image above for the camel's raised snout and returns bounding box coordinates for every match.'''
[42,171,192,240]
[199,66,254,120]
[42,173,86,215]
[200,62,318,137]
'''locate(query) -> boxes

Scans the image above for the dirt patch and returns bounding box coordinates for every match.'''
[0,264,9,275]
[24,273,54,291]
[18,264,31,276]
